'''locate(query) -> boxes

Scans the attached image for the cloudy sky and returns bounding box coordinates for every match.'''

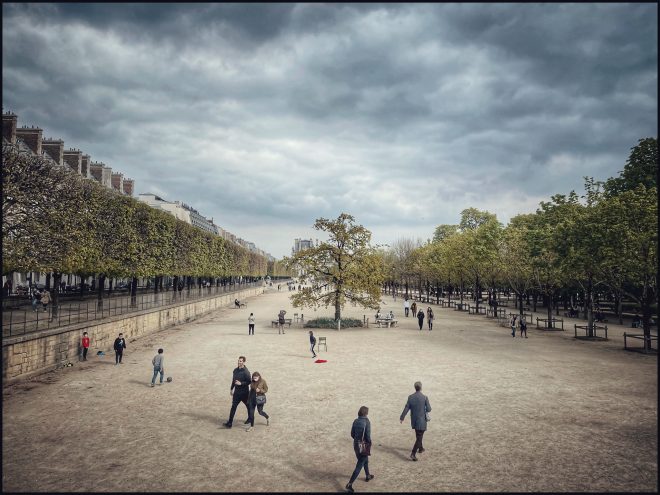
[3,3,657,258]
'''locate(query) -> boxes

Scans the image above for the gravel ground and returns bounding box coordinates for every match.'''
[2,288,657,492]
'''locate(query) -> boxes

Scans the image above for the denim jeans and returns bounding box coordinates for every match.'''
[151,367,164,385]
[349,444,370,484]
[310,343,316,356]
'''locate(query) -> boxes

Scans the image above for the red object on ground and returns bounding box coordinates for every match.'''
[314,359,327,363]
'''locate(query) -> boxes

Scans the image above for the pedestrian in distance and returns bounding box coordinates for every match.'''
[417,309,425,330]
[427,307,434,331]
[248,313,255,335]
[234,298,241,308]
[510,314,518,338]
[40,289,51,312]
[81,332,90,361]
[400,381,432,461]
[404,297,410,317]
[309,331,317,358]
[345,405,374,492]
[151,348,164,387]
[411,301,417,318]
[223,356,251,428]
[246,371,269,431]
[520,318,528,338]
[113,333,127,365]
[31,289,41,312]
[278,310,286,334]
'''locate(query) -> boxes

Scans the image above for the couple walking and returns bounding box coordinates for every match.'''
[223,356,270,431]
[345,382,431,492]
[416,307,435,330]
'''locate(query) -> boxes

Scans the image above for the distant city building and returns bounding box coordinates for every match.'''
[292,238,315,256]
[2,110,134,196]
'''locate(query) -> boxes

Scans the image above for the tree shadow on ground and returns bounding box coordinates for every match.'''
[286,458,348,492]
[377,443,413,462]
[179,410,222,426]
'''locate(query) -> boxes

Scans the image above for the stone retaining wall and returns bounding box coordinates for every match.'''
[2,286,263,384]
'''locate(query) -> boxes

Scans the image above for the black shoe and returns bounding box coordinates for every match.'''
[223,422,232,428]
[410,453,418,461]
[365,474,374,482]
[345,483,354,493]
[244,420,250,424]
[418,448,425,454]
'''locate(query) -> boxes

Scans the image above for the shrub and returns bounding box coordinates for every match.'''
[304,317,363,329]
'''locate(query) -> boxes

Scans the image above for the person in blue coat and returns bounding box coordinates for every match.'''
[400,381,431,461]
[345,406,374,492]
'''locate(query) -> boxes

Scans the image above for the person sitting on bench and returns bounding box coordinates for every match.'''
[632,313,641,328]
[235,298,241,308]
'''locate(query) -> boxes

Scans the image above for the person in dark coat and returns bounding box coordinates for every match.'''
[400,381,432,461]
[223,356,251,428]
[345,406,374,492]
[417,309,425,330]
[113,333,126,365]
[309,330,317,358]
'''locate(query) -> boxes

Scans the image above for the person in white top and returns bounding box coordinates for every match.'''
[248,313,255,335]
[404,298,410,317]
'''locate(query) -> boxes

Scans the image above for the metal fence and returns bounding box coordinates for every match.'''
[2,282,260,338]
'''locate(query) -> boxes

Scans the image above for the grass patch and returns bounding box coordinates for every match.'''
[304,317,364,329]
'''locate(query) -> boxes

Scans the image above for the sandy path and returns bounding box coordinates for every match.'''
[2,288,657,492]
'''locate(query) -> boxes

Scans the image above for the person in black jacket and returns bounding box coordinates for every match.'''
[223,356,251,428]
[309,331,317,358]
[113,333,127,365]
[345,406,374,492]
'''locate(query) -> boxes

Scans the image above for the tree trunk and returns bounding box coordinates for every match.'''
[108,278,113,295]
[51,272,61,318]
[46,272,51,291]
[131,277,138,307]
[97,274,106,310]
[532,291,538,312]
[586,278,594,337]
[546,293,553,328]
[334,285,341,327]
[475,276,480,312]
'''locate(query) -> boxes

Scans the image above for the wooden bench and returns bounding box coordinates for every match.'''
[271,318,292,327]
[376,318,398,328]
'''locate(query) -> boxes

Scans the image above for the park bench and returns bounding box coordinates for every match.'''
[623,333,658,353]
[574,323,608,340]
[271,318,292,327]
[536,317,564,330]
[455,303,469,312]
[376,318,398,328]
[468,305,487,315]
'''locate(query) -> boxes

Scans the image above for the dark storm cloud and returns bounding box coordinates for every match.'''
[2,3,657,257]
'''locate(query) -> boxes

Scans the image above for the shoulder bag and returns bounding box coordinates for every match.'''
[357,424,371,456]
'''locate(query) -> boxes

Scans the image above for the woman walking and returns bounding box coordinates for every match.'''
[346,406,373,492]
[411,301,417,318]
[510,314,518,338]
[40,289,51,313]
[427,307,434,331]
[246,371,269,431]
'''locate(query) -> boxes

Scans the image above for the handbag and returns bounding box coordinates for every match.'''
[357,424,371,456]
[425,411,431,422]
[256,394,266,405]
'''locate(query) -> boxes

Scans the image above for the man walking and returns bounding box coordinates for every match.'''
[309,331,317,358]
[278,310,286,334]
[223,356,251,428]
[81,332,90,361]
[404,298,410,317]
[417,309,425,330]
[248,313,255,335]
[400,381,431,461]
[151,348,164,387]
[113,333,126,365]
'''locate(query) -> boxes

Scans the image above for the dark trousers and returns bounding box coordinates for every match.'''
[405,308,409,316]
[115,350,123,363]
[311,343,317,357]
[227,393,249,424]
[82,347,88,361]
[412,429,425,454]
[247,402,269,426]
[248,324,254,335]
[418,319,424,330]
[428,320,433,330]
[349,445,370,484]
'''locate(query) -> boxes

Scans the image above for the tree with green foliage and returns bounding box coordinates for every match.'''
[283,213,384,326]
[604,137,657,196]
